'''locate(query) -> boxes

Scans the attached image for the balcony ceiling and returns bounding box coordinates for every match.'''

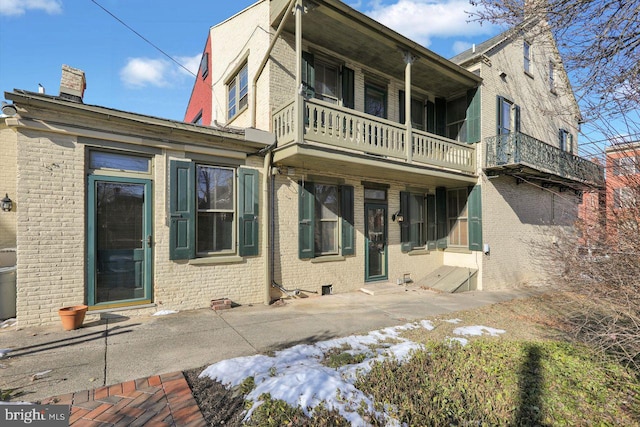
[277,0,480,99]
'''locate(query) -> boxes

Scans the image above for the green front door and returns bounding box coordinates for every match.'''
[365,203,388,281]
[88,176,153,308]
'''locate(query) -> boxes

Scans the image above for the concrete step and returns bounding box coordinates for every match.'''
[360,281,407,296]
[416,266,477,293]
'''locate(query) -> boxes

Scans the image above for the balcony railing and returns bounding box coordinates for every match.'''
[485,132,604,187]
[273,98,476,174]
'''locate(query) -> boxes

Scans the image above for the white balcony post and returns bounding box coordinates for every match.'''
[403,52,415,163]
[295,0,304,144]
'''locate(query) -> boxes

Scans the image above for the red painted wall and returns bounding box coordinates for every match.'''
[184,34,213,126]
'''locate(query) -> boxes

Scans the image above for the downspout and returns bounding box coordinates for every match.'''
[262,146,274,305]
[251,0,297,128]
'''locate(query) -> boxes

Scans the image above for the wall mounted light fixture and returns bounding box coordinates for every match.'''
[1,102,17,117]
[1,193,12,212]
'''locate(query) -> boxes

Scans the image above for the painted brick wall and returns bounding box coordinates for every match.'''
[0,127,17,249]
[15,129,86,326]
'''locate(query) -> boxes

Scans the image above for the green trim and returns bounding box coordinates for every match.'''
[364,203,388,282]
[435,186,448,249]
[342,66,355,109]
[468,185,483,251]
[87,175,153,308]
[238,168,259,256]
[169,160,196,260]
[341,185,355,256]
[466,88,480,143]
[302,51,315,98]
[298,181,315,259]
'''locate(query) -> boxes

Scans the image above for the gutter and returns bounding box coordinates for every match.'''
[250,0,297,128]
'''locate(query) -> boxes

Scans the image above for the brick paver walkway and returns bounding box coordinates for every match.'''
[40,372,206,426]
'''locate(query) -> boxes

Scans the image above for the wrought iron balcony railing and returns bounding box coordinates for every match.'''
[485,132,604,187]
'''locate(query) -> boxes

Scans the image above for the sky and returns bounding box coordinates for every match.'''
[199,317,504,424]
[0,0,500,122]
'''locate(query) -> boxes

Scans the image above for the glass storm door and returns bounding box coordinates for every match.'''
[365,203,388,281]
[88,176,152,307]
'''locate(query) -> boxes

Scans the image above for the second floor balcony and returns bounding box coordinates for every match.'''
[273,97,476,175]
[485,132,604,189]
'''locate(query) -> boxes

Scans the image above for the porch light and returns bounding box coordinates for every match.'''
[1,193,12,212]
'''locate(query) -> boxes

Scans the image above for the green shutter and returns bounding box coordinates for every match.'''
[342,66,355,109]
[468,185,483,251]
[436,186,448,249]
[340,185,355,256]
[238,168,259,256]
[426,194,437,250]
[426,100,435,134]
[400,191,412,252]
[496,96,504,135]
[298,181,315,259]
[514,104,521,133]
[302,51,315,98]
[466,88,480,143]
[435,97,446,137]
[169,160,195,260]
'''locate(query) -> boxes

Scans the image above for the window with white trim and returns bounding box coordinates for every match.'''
[227,63,248,120]
[196,165,235,254]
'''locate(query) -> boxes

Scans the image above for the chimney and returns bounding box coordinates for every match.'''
[59,65,86,103]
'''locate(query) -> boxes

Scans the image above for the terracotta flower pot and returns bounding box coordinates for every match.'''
[58,305,88,331]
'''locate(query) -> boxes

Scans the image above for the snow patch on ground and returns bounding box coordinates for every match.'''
[153,310,179,316]
[453,325,505,337]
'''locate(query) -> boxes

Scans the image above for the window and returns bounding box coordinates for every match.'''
[523,41,531,74]
[549,61,556,93]
[196,165,234,254]
[612,156,640,176]
[169,161,258,260]
[496,96,520,135]
[228,63,248,120]
[399,91,426,131]
[613,187,637,209]
[446,96,468,142]
[301,52,354,109]
[315,60,339,104]
[400,186,482,251]
[200,52,209,79]
[365,83,387,119]
[89,151,151,173]
[299,181,354,259]
[559,129,573,152]
[192,111,203,125]
[447,188,469,247]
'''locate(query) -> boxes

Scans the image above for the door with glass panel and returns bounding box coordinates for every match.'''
[365,203,388,281]
[88,176,152,307]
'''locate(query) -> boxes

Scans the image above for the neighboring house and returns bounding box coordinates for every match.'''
[450,19,604,286]
[0,65,272,326]
[185,0,603,298]
[603,141,640,249]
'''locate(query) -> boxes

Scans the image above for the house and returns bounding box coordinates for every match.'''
[603,141,640,249]
[185,0,603,297]
[450,19,604,286]
[0,65,272,326]
[1,0,605,327]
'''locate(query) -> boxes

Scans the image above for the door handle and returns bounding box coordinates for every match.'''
[146,235,152,248]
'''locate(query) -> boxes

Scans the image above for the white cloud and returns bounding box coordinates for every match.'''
[120,58,170,88]
[362,0,495,47]
[452,40,473,55]
[175,54,202,77]
[0,0,62,16]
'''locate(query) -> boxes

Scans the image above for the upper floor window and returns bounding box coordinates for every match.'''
[559,129,574,152]
[227,63,248,120]
[315,59,339,104]
[496,96,521,136]
[523,41,531,74]
[365,83,387,119]
[613,156,640,176]
[613,186,637,209]
[200,53,209,79]
[399,91,426,131]
[446,96,467,142]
